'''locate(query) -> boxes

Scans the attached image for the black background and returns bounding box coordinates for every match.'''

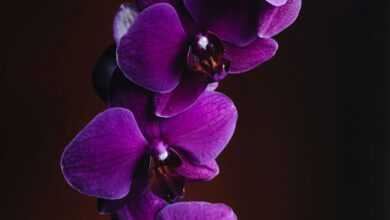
[0,0,388,219]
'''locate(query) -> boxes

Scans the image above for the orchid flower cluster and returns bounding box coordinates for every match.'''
[60,0,301,219]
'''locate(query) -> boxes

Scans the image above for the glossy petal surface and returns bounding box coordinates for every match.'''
[161,91,237,163]
[117,3,187,93]
[224,38,278,73]
[206,82,219,91]
[258,0,302,38]
[266,0,288,6]
[157,202,237,220]
[61,108,147,199]
[155,73,208,118]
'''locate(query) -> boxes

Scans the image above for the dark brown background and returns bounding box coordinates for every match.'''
[0,0,388,219]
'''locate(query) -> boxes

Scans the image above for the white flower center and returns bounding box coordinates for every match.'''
[198,36,209,50]
[158,150,169,161]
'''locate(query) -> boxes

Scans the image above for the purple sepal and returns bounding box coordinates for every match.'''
[60,108,147,199]
[157,202,237,220]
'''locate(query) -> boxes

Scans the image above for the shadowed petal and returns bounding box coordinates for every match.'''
[136,0,179,10]
[224,38,278,74]
[61,108,148,199]
[114,184,167,220]
[157,202,237,220]
[258,0,302,38]
[160,92,237,164]
[183,0,260,46]
[109,70,155,133]
[98,197,128,215]
[113,3,139,45]
[117,3,187,93]
[108,72,162,141]
[176,159,219,182]
[155,73,208,118]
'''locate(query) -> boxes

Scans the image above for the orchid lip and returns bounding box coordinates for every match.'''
[186,32,230,82]
[149,146,186,203]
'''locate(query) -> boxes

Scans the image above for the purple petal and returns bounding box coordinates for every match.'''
[157,202,237,220]
[160,91,237,164]
[155,73,208,118]
[117,3,187,93]
[113,3,139,45]
[61,108,148,199]
[136,0,197,35]
[224,38,278,74]
[176,159,219,182]
[136,0,179,10]
[258,0,302,38]
[183,0,259,46]
[115,186,167,220]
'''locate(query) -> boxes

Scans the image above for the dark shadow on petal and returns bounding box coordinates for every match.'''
[154,72,208,118]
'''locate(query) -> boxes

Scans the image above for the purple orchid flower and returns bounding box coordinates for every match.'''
[60,78,238,219]
[113,0,301,117]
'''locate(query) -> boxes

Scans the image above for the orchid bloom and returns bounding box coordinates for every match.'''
[62,1,302,219]
[60,77,237,219]
[113,0,300,117]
